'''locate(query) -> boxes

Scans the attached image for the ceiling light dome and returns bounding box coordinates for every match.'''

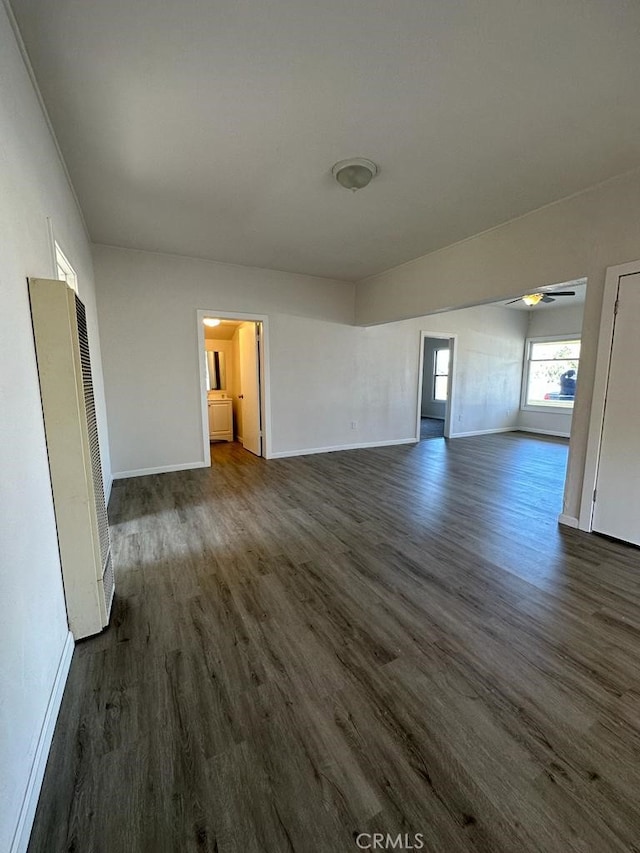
[522,294,544,306]
[203,318,221,327]
[332,158,378,192]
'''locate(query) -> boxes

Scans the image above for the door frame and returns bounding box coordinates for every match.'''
[579,260,640,531]
[196,309,272,463]
[415,331,457,441]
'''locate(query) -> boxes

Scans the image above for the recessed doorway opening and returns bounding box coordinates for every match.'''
[416,332,456,442]
[197,310,271,464]
[411,278,587,528]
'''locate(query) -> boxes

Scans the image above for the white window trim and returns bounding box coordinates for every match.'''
[520,333,581,414]
[433,347,449,402]
[54,241,78,294]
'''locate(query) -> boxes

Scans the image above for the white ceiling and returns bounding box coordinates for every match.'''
[204,320,242,341]
[11,0,640,281]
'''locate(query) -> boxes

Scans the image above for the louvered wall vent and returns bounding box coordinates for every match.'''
[29,278,115,639]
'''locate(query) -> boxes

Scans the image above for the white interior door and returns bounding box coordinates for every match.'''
[593,272,640,545]
[238,322,262,456]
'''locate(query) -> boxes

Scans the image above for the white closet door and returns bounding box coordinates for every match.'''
[593,272,640,545]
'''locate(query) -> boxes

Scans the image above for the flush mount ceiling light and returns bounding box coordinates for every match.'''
[332,158,378,192]
[203,318,221,327]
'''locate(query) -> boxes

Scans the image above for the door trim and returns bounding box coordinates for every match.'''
[579,260,640,530]
[196,310,272,463]
[415,331,457,442]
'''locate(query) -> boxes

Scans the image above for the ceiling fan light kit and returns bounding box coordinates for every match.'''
[507,290,576,307]
[522,293,544,306]
[332,158,378,192]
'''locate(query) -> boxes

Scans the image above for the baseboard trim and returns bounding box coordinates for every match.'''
[113,461,208,480]
[10,631,74,853]
[269,438,417,459]
[449,427,515,439]
[518,427,571,438]
[558,513,579,529]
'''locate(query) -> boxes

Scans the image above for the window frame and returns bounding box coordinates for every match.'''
[55,241,78,294]
[433,347,450,402]
[520,333,581,414]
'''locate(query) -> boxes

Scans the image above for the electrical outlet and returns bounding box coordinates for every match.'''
[351,421,357,430]
[457,414,462,422]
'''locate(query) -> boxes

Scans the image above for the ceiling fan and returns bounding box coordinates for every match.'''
[507,291,575,306]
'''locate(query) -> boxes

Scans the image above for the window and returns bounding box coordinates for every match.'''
[55,242,78,293]
[522,337,580,411]
[433,348,450,401]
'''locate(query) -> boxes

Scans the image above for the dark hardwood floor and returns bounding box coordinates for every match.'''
[28,432,640,852]
[420,417,444,440]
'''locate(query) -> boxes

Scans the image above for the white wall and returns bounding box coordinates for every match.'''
[0,5,110,850]
[517,303,585,437]
[93,244,356,473]
[272,305,527,453]
[526,302,585,340]
[93,242,526,467]
[355,168,640,520]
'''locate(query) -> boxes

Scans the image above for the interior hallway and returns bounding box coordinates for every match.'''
[28,434,640,852]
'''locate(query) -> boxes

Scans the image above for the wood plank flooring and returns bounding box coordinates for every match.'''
[28,432,640,852]
[420,417,444,440]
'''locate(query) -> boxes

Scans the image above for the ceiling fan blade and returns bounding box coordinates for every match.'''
[541,295,555,303]
[506,298,523,305]
[549,291,576,297]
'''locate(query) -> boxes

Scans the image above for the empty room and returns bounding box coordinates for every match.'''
[3,1,640,851]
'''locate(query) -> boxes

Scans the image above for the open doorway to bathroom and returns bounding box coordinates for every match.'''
[197,311,270,462]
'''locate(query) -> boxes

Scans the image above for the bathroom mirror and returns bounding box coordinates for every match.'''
[206,350,226,391]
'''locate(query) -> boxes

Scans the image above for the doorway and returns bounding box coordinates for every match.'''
[197,310,271,463]
[582,262,640,544]
[416,332,456,441]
